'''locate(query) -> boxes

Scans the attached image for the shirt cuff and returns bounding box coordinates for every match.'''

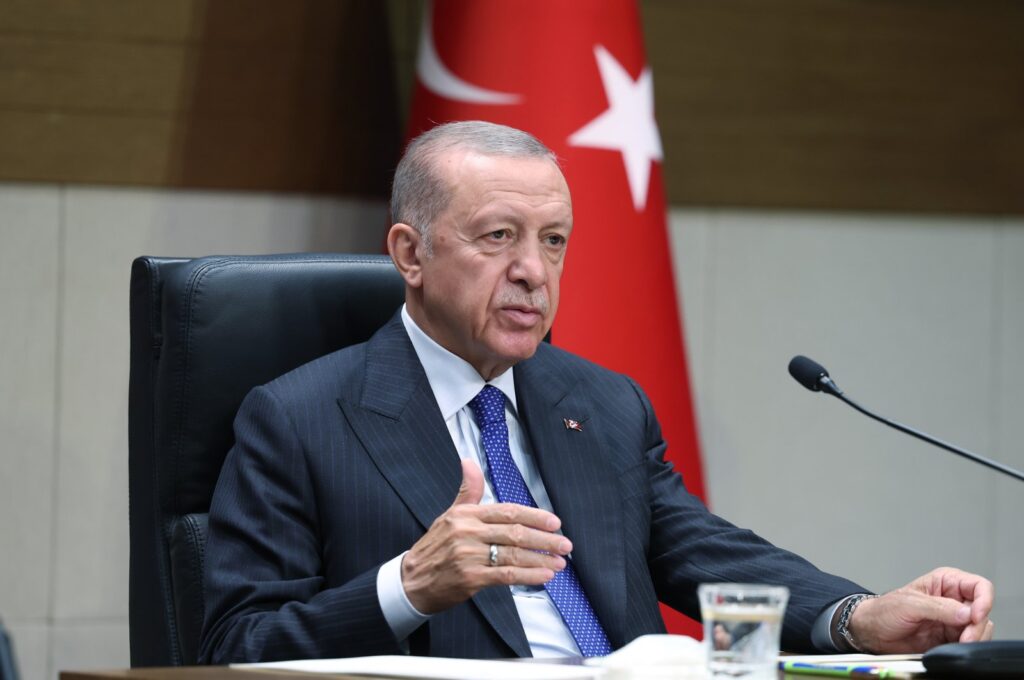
[377,551,431,645]
[811,596,856,652]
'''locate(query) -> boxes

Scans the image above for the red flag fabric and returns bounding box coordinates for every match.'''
[406,0,704,638]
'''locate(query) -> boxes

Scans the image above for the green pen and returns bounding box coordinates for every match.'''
[780,660,908,678]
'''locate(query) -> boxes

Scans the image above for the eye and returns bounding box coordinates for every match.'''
[544,234,567,247]
[488,229,510,240]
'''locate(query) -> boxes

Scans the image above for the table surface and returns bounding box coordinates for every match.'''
[58,666,848,680]
[60,668,355,680]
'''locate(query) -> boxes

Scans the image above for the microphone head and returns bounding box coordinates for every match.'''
[788,355,830,392]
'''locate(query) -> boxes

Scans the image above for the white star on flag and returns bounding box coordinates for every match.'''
[568,45,664,212]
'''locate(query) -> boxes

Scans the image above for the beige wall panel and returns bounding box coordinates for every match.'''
[667,210,712,402]
[995,606,1024,648]
[993,222,1024,604]
[51,186,386,620]
[50,621,129,679]
[678,211,1003,602]
[0,187,60,621]
[5,622,49,680]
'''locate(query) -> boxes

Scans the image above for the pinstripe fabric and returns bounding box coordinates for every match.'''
[200,314,865,663]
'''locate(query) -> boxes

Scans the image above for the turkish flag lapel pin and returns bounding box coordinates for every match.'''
[563,418,584,432]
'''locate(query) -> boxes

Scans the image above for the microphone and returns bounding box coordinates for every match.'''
[787,355,843,397]
[788,355,1024,483]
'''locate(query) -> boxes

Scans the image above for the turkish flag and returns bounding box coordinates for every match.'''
[406,0,705,638]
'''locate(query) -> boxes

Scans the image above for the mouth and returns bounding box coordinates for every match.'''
[500,306,544,327]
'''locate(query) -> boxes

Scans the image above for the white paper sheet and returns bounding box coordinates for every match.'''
[232,655,605,679]
[585,635,707,678]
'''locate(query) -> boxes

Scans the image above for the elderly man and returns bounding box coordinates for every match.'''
[199,121,993,663]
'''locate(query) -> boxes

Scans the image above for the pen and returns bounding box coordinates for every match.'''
[780,660,906,678]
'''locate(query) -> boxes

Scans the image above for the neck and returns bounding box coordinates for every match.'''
[404,301,512,381]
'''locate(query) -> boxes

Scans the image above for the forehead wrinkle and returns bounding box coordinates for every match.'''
[466,198,571,228]
[441,152,572,231]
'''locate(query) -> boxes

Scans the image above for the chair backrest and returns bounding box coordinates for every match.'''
[128,253,405,666]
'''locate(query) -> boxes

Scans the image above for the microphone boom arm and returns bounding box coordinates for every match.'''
[831,388,1024,483]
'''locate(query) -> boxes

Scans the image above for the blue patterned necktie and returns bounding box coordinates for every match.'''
[469,385,612,657]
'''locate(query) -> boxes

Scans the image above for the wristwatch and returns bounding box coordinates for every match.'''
[835,594,877,652]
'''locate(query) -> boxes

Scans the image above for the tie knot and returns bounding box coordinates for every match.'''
[469,385,506,426]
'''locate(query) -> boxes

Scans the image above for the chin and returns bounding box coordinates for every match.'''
[492,336,544,364]
[510,342,544,362]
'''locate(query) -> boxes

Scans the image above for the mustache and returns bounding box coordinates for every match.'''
[495,288,549,314]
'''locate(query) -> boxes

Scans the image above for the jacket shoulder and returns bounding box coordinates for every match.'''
[530,341,635,387]
[259,342,367,404]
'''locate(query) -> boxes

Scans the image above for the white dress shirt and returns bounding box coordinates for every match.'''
[375,305,580,657]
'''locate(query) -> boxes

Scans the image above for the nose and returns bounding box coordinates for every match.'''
[508,238,547,290]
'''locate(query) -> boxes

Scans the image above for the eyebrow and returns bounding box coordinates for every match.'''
[471,208,572,231]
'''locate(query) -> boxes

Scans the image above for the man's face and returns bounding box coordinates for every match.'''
[409,150,573,379]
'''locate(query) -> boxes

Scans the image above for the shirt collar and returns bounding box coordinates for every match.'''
[400,304,518,421]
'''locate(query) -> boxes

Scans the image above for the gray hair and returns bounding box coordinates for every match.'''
[390,121,559,255]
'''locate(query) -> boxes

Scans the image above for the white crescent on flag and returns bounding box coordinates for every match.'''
[416,1,522,105]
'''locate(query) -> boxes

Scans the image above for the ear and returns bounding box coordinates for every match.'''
[387,223,424,288]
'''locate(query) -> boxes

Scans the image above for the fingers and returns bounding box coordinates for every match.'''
[476,501,561,531]
[451,462,562,536]
[491,543,567,572]
[960,612,994,643]
[448,473,566,553]
[487,565,560,588]
[914,595,973,629]
[858,570,997,653]
[911,593,1000,645]
[444,470,568,558]
[402,462,569,614]
[925,567,995,619]
[478,522,572,556]
[959,616,995,643]
[963,575,995,624]
[928,567,995,642]
[452,458,485,506]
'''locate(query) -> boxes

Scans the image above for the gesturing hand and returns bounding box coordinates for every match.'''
[850,567,994,653]
[401,459,571,615]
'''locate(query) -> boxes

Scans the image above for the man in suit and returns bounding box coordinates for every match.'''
[199,121,994,663]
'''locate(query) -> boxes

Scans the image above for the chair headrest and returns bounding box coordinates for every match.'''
[133,253,405,515]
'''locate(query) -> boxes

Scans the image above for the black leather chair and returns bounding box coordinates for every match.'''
[128,253,405,667]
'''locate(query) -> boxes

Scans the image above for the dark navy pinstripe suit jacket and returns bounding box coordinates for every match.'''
[198,315,864,663]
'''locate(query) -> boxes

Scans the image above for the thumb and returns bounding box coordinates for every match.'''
[912,595,972,628]
[452,458,484,506]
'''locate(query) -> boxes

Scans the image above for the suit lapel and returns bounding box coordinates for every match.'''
[515,349,628,649]
[337,317,460,530]
[337,316,530,657]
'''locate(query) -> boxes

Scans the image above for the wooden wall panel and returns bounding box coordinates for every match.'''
[2,1,198,42]
[0,0,1021,213]
[0,0,401,195]
[643,0,1024,213]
